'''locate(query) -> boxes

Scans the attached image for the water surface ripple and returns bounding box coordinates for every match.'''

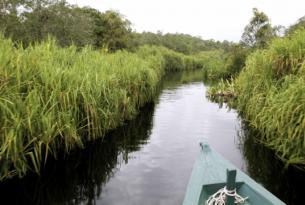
[98,78,243,205]
[1,71,304,205]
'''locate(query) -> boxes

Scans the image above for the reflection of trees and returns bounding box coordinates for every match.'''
[160,69,204,89]
[239,121,305,205]
[0,70,206,205]
[0,103,155,205]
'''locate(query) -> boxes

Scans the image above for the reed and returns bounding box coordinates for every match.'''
[200,46,248,81]
[235,29,305,166]
[198,50,228,80]
[0,35,204,179]
[206,78,236,107]
[136,45,204,72]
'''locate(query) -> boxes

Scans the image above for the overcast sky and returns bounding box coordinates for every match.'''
[67,0,305,42]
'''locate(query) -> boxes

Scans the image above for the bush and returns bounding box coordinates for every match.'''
[235,29,305,166]
[0,36,204,179]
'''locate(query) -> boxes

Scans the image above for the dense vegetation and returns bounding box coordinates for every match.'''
[203,8,281,82]
[1,0,304,179]
[0,34,206,179]
[0,1,133,50]
[201,45,248,80]
[0,0,235,179]
[205,9,305,167]
[131,32,233,54]
[235,30,305,166]
[0,0,229,52]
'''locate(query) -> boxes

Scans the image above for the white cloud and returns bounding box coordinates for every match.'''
[68,0,305,42]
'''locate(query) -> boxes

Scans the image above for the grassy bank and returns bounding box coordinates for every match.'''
[0,35,203,179]
[235,29,305,166]
[199,50,227,79]
[206,79,236,107]
[200,46,248,80]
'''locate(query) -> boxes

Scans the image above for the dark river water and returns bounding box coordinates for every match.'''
[0,70,304,205]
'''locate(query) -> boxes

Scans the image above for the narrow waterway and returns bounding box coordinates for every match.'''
[97,73,244,205]
[0,70,304,205]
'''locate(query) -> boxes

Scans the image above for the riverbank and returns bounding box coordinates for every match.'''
[0,35,203,180]
[235,30,305,166]
[0,70,244,205]
[207,29,305,167]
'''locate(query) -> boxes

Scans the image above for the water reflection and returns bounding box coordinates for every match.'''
[0,102,155,205]
[239,122,305,205]
[0,69,246,205]
[2,69,300,205]
[0,70,206,205]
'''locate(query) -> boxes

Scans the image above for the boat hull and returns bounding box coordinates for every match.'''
[183,143,286,205]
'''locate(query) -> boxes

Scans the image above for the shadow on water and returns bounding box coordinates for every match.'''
[0,70,205,205]
[159,69,205,90]
[0,102,155,205]
[2,69,305,205]
[238,121,305,205]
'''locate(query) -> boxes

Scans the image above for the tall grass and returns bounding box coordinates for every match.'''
[200,46,248,81]
[198,50,227,79]
[136,45,204,72]
[0,36,204,179]
[206,78,236,107]
[235,29,305,166]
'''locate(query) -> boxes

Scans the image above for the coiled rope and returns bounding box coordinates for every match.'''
[205,186,248,205]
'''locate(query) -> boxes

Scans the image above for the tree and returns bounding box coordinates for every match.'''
[99,10,132,52]
[0,0,95,46]
[286,16,305,35]
[0,0,30,41]
[22,2,94,47]
[131,32,230,54]
[225,45,249,76]
[79,8,133,51]
[241,8,274,48]
[77,7,106,48]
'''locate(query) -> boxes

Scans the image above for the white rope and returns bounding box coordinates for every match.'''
[205,186,248,205]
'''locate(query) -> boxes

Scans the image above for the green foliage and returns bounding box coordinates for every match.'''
[77,8,132,50]
[0,0,132,51]
[224,45,249,77]
[23,2,95,47]
[131,32,232,54]
[206,78,236,108]
[136,45,204,72]
[0,0,95,47]
[235,29,305,166]
[204,46,248,107]
[1,0,231,54]
[286,16,305,36]
[198,50,227,79]
[200,45,248,80]
[101,10,132,52]
[0,35,203,180]
[241,8,276,49]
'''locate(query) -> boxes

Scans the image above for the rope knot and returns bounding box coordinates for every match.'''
[205,186,248,205]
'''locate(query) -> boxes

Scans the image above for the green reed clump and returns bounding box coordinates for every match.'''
[207,78,236,98]
[0,35,203,180]
[136,45,204,72]
[206,78,237,109]
[198,50,227,79]
[235,29,305,166]
[200,46,249,81]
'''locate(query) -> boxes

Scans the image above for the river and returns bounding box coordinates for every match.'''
[0,70,304,205]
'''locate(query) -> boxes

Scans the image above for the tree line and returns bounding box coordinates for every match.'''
[241,8,305,49]
[0,0,132,50]
[203,8,305,80]
[0,0,235,54]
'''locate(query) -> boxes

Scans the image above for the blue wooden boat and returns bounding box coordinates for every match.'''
[183,142,286,205]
